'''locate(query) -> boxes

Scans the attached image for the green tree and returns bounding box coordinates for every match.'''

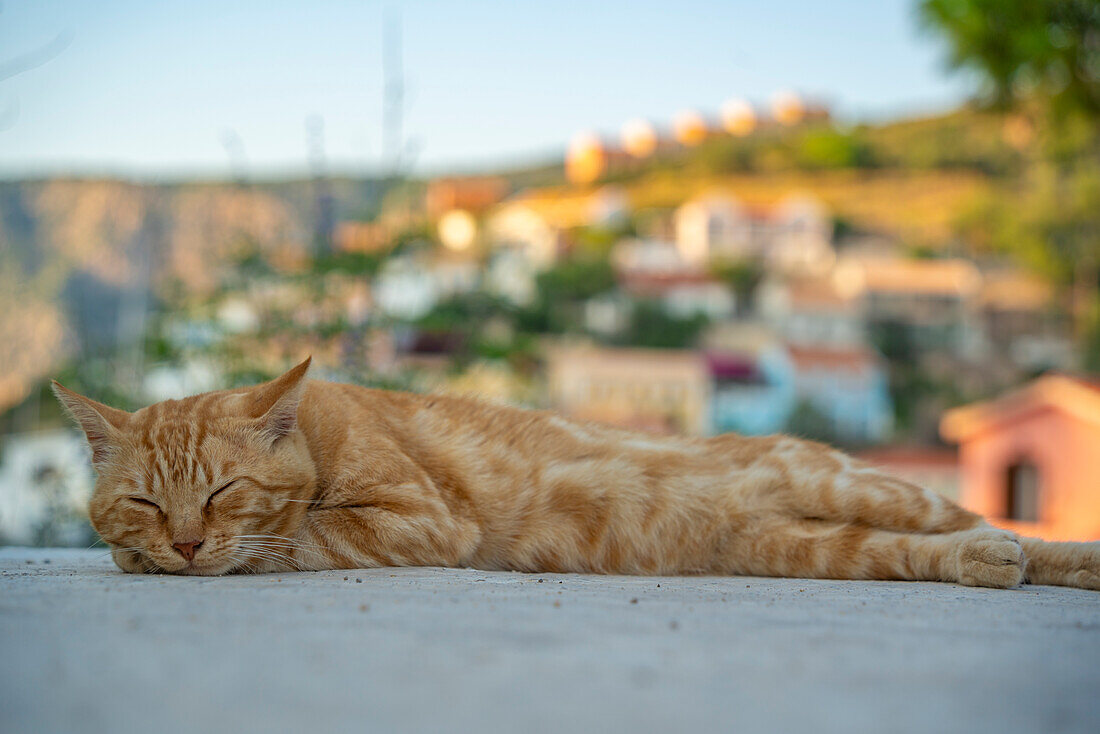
[518,259,616,334]
[784,399,841,447]
[712,259,765,316]
[309,250,385,277]
[620,300,709,349]
[921,0,1100,360]
[796,128,874,169]
[920,0,1100,117]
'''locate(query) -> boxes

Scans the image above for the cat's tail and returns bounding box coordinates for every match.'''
[1021,537,1100,590]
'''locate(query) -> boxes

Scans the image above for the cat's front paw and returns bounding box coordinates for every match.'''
[112,547,153,574]
[954,530,1025,589]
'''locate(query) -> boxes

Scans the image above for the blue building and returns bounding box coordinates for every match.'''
[709,341,893,444]
[786,345,894,443]
[709,345,797,437]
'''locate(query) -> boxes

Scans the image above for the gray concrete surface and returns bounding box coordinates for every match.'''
[1,547,1098,734]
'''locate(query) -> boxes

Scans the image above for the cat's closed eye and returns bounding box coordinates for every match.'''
[206,480,237,507]
[128,496,161,511]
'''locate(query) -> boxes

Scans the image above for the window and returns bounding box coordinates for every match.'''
[1005,461,1040,522]
[707,216,725,243]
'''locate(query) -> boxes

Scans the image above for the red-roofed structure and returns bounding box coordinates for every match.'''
[941,374,1100,541]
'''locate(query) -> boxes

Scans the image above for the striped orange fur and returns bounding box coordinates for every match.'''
[52,359,1100,589]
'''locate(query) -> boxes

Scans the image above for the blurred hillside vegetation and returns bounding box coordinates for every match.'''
[1,0,1098,448]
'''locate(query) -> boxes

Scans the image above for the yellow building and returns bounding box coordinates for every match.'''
[544,344,711,436]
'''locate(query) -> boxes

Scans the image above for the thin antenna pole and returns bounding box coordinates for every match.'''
[306,115,334,254]
[382,9,404,177]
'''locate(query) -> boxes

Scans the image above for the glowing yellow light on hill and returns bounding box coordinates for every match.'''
[672,110,707,146]
[620,118,657,158]
[720,98,756,136]
[566,132,606,184]
[438,209,477,251]
[771,90,804,126]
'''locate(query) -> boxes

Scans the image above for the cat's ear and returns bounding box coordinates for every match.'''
[51,382,131,466]
[248,357,311,446]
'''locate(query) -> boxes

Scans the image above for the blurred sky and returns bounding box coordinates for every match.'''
[0,0,974,178]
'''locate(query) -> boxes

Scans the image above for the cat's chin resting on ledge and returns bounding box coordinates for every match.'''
[53,358,1100,591]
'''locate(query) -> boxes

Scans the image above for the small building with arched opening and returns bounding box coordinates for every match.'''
[940,374,1100,541]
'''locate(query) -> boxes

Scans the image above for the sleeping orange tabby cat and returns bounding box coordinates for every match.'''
[52,358,1100,589]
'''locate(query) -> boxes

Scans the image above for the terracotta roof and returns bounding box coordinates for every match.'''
[426,177,508,216]
[499,187,622,230]
[980,272,1054,311]
[835,257,981,298]
[940,373,1100,441]
[678,195,812,224]
[619,272,721,293]
[787,345,879,374]
[856,446,958,470]
[785,278,852,309]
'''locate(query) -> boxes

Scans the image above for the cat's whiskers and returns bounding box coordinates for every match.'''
[233,540,308,571]
[249,554,305,572]
[224,547,271,575]
[226,552,263,575]
[231,551,287,572]
[94,546,144,562]
[233,533,339,565]
[235,532,333,551]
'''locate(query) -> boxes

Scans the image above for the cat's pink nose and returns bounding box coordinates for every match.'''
[172,539,204,562]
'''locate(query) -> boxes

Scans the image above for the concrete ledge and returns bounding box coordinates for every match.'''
[2,547,1099,734]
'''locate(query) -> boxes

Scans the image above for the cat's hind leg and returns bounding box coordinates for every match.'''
[734,436,983,534]
[722,515,1025,588]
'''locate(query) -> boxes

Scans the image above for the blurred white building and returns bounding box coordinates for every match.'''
[374,251,481,320]
[611,238,694,276]
[0,430,94,546]
[757,275,864,348]
[375,253,439,320]
[673,196,749,264]
[673,193,833,273]
[486,203,562,271]
[486,248,539,306]
[833,254,987,359]
[143,360,222,402]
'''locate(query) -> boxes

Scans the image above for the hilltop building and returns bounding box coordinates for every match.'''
[672,193,833,273]
[833,255,986,359]
[979,270,1073,371]
[786,344,893,444]
[486,203,564,271]
[705,324,796,436]
[425,177,509,219]
[334,220,391,253]
[706,322,892,444]
[374,250,480,320]
[545,329,891,444]
[545,345,711,436]
[756,275,864,348]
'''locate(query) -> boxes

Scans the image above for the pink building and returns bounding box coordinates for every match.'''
[940,375,1100,541]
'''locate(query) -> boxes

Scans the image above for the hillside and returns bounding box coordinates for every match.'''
[0,105,1042,415]
[515,106,1020,247]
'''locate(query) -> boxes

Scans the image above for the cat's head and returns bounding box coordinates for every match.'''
[52,358,317,575]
